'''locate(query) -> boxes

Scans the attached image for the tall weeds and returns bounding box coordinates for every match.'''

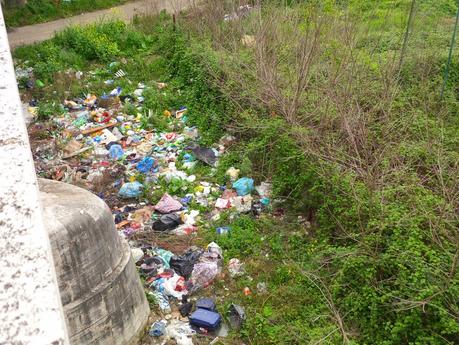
[177,0,459,343]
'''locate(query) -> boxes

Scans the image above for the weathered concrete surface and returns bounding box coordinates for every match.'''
[39,179,150,345]
[7,0,190,49]
[0,6,70,345]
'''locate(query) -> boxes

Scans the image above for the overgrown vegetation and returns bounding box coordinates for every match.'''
[14,0,459,343]
[3,0,128,27]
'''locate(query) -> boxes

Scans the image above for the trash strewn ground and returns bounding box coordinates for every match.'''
[23,62,273,344]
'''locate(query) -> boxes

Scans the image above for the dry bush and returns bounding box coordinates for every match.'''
[184,2,405,184]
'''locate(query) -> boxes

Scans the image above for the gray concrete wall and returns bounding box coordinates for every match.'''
[0,5,70,345]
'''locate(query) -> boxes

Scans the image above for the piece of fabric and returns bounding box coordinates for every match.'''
[155,193,183,213]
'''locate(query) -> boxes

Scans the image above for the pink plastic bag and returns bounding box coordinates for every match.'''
[155,193,183,213]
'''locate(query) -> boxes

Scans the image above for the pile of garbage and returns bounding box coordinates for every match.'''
[23,67,273,343]
[132,241,246,344]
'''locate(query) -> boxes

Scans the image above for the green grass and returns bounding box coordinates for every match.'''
[3,0,130,27]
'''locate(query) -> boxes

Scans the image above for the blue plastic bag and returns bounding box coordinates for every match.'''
[149,321,166,337]
[232,177,254,196]
[137,157,154,173]
[118,181,143,198]
[109,144,124,160]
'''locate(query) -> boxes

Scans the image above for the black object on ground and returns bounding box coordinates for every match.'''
[228,304,246,330]
[185,143,217,166]
[152,213,182,231]
[170,248,203,279]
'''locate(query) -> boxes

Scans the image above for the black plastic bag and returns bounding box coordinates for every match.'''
[170,248,203,279]
[185,143,217,166]
[152,213,182,231]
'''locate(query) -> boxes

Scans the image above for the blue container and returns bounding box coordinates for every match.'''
[196,298,216,311]
[189,309,221,330]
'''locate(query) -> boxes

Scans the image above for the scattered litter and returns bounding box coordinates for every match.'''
[231,195,253,213]
[131,247,144,263]
[215,197,231,209]
[153,213,182,231]
[233,177,254,196]
[155,193,183,213]
[196,298,216,311]
[228,258,245,277]
[152,291,171,313]
[115,69,126,78]
[109,144,124,160]
[63,140,82,156]
[118,181,143,198]
[243,287,252,296]
[216,226,231,235]
[21,65,276,344]
[189,308,222,331]
[228,304,246,330]
[170,249,203,279]
[256,181,272,198]
[257,282,268,294]
[166,320,195,345]
[185,143,218,166]
[62,146,92,159]
[226,167,240,181]
[149,320,166,337]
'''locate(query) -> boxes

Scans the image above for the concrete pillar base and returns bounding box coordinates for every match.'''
[39,179,150,345]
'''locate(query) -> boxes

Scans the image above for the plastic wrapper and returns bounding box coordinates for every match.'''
[118,181,143,198]
[153,213,182,231]
[137,156,154,173]
[155,193,183,213]
[149,320,166,337]
[170,249,203,279]
[228,258,245,277]
[109,144,124,160]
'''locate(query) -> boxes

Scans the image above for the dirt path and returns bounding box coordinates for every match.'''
[7,0,189,49]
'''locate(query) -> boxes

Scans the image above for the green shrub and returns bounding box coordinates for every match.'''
[54,24,121,61]
[37,101,64,120]
[207,215,263,257]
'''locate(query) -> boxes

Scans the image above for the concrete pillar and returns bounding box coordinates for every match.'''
[0,5,70,345]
